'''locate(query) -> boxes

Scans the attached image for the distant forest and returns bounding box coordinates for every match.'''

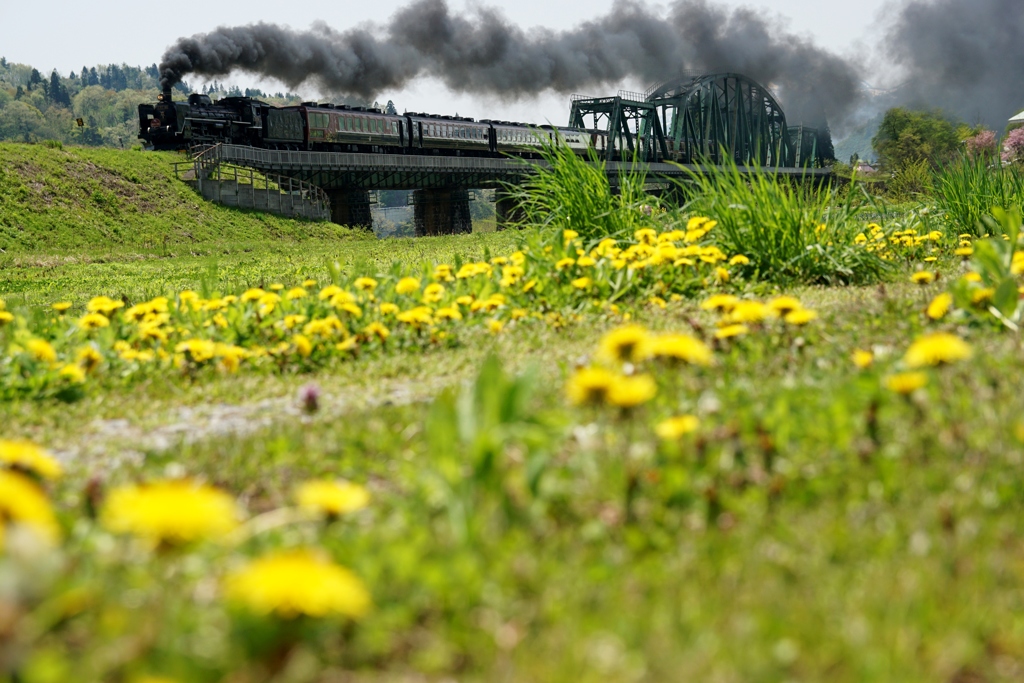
[0,58,305,148]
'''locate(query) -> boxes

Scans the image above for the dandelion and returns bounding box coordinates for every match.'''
[0,440,62,479]
[423,283,445,303]
[608,374,657,408]
[0,470,61,547]
[59,364,86,383]
[598,325,651,364]
[302,279,318,288]
[954,247,974,257]
[926,293,953,320]
[970,288,995,306]
[86,296,124,316]
[26,338,57,364]
[911,271,936,285]
[729,254,750,266]
[715,267,730,282]
[397,307,433,327]
[292,334,313,358]
[555,257,576,270]
[0,311,12,326]
[728,301,770,324]
[297,480,370,517]
[963,272,982,283]
[395,277,421,295]
[284,287,308,301]
[354,277,378,291]
[435,306,463,321]
[52,302,72,313]
[379,302,399,316]
[655,415,700,440]
[783,309,818,325]
[224,550,370,619]
[701,295,739,313]
[101,480,239,545]
[715,324,749,340]
[647,334,712,366]
[571,277,592,289]
[566,366,617,405]
[176,339,216,363]
[767,296,802,316]
[487,319,504,335]
[885,372,928,395]
[852,349,874,369]
[78,313,110,330]
[363,322,390,341]
[903,332,972,368]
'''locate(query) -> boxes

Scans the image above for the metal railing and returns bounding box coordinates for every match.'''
[171,144,331,220]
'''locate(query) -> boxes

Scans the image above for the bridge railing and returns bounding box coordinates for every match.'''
[171,144,332,220]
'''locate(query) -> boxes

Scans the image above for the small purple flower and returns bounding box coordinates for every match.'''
[1003,128,1024,164]
[299,383,321,413]
[965,130,997,157]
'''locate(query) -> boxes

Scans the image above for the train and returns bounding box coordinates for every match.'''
[138,88,608,158]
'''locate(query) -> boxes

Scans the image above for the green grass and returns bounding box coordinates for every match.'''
[934,155,1024,237]
[0,142,363,253]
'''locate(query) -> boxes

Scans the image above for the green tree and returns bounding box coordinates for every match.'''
[0,100,46,141]
[872,108,962,169]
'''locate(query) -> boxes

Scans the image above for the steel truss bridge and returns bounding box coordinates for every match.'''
[192,73,832,235]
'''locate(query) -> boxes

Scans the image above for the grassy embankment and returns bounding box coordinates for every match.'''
[3,143,1024,681]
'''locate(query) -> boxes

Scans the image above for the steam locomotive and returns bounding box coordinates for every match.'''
[139,89,607,158]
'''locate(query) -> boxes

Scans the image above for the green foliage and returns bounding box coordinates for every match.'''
[682,159,890,285]
[934,155,1024,236]
[887,158,933,200]
[515,138,653,241]
[950,207,1024,329]
[872,107,962,169]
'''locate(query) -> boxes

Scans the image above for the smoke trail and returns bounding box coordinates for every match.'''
[158,0,862,125]
[886,0,1024,128]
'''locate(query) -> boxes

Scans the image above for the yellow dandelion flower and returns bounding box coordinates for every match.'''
[715,324,749,340]
[608,374,657,408]
[903,332,972,368]
[715,266,730,282]
[655,415,700,440]
[297,480,370,517]
[784,309,818,325]
[395,277,421,295]
[379,302,399,316]
[240,288,266,303]
[435,306,463,321]
[911,271,936,285]
[647,334,713,366]
[571,276,592,289]
[59,364,86,384]
[885,371,928,395]
[0,440,62,479]
[700,294,739,313]
[555,257,576,270]
[455,295,474,307]
[352,277,378,292]
[926,292,953,320]
[971,288,995,306]
[335,337,358,352]
[852,349,874,369]
[563,229,579,242]
[0,311,13,326]
[0,470,60,546]
[577,256,597,267]
[396,306,433,326]
[302,279,318,288]
[268,283,285,291]
[224,549,370,619]
[566,366,617,406]
[101,480,239,544]
[285,287,308,301]
[423,283,446,303]
[78,313,110,331]
[86,296,124,316]
[954,247,974,257]
[282,314,308,330]
[728,301,770,324]
[487,319,504,334]
[52,302,72,313]
[363,322,390,341]
[175,339,217,363]
[767,296,802,316]
[597,325,651,364]
[963,272,982,283]
[729,254,750,266]
[292,334,313,358]
[26,338,57,364]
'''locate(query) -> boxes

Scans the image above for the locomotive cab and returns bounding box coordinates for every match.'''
[138,88,183,150]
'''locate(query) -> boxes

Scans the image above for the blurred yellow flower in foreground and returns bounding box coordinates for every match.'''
[647,334,712,366]
[903,332,972,368]
[607,374,657,408]
[0,470,60,547]
[885,372,928,394]
[597,325,651,364]
[27,338,57,364]
[297,480,370,517]
[224,550,370,619]
[655,415,700,440]
[911,271,936,285]
[101,480,239,545]
[0,440,62,479]
[926,293,953,320]
[714,324,749,340]
[851,349,874,369]
[566,366,617,406]
[395,277,421,295]
[783,309,818,326]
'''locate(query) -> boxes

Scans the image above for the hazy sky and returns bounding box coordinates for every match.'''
[0,0,891,123]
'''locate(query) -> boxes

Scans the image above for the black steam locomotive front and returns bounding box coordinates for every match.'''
[137,89,183,150]
[138,89,268,150]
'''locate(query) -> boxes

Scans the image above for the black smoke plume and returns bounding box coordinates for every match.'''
[885,0,1024,129]
[158,0,861,126]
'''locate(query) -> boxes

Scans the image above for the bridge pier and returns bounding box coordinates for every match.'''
[326,189,373,230]
[413,189,472,237]
[495,189,526,230]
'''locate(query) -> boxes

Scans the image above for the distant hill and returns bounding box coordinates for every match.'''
[0,142,363,253]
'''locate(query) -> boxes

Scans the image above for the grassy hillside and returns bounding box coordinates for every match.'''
[0,142,364,253]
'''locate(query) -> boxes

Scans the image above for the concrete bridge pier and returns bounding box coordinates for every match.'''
[326,189,373,230]
[413,189,472,236]
[495,189,526,230]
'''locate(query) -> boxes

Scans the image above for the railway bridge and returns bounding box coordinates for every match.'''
[185,73,834,235]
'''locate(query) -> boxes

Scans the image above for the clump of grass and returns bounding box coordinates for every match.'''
[514,138,653,241]
[683,158,889,285]
[934,154,1024,236]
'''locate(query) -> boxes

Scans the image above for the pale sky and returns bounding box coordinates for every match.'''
[0,0,890,123]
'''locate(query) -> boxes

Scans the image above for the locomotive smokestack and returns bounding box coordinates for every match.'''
[160,86,173,102]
